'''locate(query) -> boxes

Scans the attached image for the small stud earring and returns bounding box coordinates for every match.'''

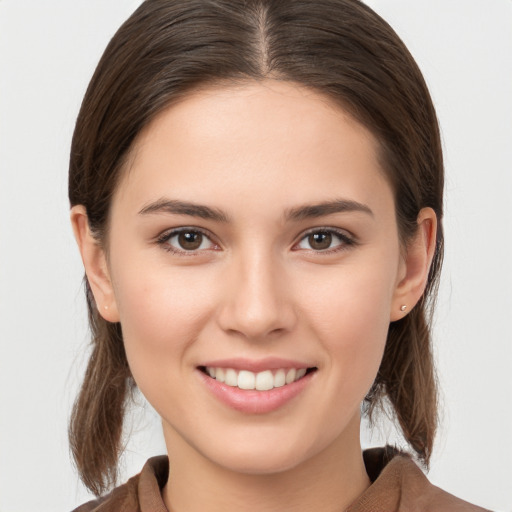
[104,305,109,310]
[400,305,407,312]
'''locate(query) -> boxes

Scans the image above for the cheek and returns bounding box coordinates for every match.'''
[297,258,397,390]
[300,255,395,335]
[110,262,218,389]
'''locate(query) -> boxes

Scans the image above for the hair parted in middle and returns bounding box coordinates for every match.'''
[69,0,444,496]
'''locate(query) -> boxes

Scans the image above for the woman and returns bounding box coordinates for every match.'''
[68,0,489,510]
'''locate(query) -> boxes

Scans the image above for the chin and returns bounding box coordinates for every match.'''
[192,425,335,476]
[210,445,312,476]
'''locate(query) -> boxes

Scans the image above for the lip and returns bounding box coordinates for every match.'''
[199,357,314,373]
[196,363,317,414]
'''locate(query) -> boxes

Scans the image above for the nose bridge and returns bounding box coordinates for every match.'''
[218,244,295,339]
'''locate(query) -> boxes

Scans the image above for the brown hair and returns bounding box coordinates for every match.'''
[69,0,444,496]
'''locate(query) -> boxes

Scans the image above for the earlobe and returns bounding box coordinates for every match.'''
[390,207,437,322]
[70,205,120,323]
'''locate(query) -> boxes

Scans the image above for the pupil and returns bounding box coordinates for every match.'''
[309,232,332,250]
[178,232,202,250]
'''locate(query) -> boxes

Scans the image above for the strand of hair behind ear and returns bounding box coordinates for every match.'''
[69,282,133,496]
[367,306,438,467]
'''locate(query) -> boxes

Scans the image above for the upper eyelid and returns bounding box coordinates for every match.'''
[157,226,216,241]
[300,226,350,235]
[295,226,354,241]
[156,226,220,253]
[292,227,356,252]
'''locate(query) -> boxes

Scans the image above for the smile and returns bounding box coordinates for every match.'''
[202,367,311,391]
[197,359,318,414]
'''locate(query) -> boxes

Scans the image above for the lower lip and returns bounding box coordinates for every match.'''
[198,369,315,414]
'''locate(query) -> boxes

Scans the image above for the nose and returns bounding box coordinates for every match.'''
[217,250,297,340]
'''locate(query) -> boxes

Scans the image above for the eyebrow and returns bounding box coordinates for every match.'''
[284,199,374,221]
[138,199,230,222]
[138,197,373,223]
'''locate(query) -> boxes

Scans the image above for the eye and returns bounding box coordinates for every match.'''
[295,229,354,252]
[158,228,217,253]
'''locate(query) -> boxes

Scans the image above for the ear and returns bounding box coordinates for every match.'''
[70,205,120,323]
[390,207,437,321]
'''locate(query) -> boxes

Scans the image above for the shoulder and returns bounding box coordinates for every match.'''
[71,456,169,512]
[71,474,141,512]
[348,447,492,512]
[390,455,491,511]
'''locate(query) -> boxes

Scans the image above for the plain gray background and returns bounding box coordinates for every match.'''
[1,1,511,510]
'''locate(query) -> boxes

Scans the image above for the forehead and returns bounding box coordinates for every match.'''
[115,80,393,217]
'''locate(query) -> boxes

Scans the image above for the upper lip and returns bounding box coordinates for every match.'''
[199,357,316,373]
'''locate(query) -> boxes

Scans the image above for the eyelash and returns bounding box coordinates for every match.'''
[292,228,356,254]
[155,227,356,256]
[156,227,219,255]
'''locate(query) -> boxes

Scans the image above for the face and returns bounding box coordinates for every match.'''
[99,81,408,474]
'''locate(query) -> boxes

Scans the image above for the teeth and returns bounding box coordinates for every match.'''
[274,369,286,388]
[296,368,307,379]
[205,366,310,390]
[238,370,255,390]
[216,367,225,383]
[225,368,238,387]
[285,368,296,384]
[255,370,273,391]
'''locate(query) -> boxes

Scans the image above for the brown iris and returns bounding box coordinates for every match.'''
[308,231,333,250]
[178,231,203,250]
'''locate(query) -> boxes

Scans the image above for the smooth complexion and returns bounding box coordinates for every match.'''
[72,81,436,512]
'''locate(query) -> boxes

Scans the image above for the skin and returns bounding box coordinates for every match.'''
[72,80,436,512]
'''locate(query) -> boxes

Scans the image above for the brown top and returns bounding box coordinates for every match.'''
[73,447,491,512]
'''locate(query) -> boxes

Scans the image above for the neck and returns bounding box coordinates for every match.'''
[162,416,370,512]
